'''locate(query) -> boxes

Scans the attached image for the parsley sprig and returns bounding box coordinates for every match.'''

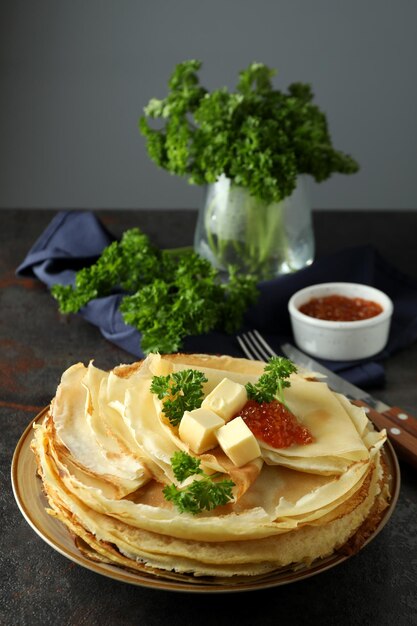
[140,60,359,205]
[170,450,203,481]
[150,369,208,426]
[163,451,235,515]
[50,228,258,354]
[50,228,160,314]
[245,356,297,405]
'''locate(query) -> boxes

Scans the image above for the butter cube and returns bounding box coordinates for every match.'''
[178,408,224,454]
[216,417,261,467]
[201,377,247,423]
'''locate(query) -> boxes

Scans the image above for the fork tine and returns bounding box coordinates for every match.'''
[236,335,253,360]
[237,332,267,361]
[236,334,258,360]
[247,331,271,361]
[253,329,278,358]
[237,330,279,362]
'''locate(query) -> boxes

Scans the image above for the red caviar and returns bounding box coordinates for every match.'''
[239,399,313,449]
[299,294,383,322]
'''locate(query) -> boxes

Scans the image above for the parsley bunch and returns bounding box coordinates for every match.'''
[50,228,258,354]
[246,356,297,405]
[51,229,160,314]
[140,60,359,205]
[163,451,235,515]
[150,369,207,426]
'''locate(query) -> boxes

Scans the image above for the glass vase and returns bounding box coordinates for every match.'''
[194,175,315,281]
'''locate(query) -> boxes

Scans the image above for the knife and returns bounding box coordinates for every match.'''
[281,342,417,468]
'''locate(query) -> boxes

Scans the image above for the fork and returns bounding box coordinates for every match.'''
[236,329,279,362]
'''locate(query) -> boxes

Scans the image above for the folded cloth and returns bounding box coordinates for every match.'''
[17,210,417,389]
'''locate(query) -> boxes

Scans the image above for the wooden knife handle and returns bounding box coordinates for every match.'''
[381,406,417,438]
[353,400,417,470]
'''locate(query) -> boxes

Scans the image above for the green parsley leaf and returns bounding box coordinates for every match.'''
[150,369,208,426]
[140,60,359,205]
[163,451,235,514]
[50,228,162,314]
[51,227,258,355]
[170,450,203,482]
[245,356,297,404]
[163,476,235,515]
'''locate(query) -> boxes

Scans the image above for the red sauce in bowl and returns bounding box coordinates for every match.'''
[239,399,313,449]
[299,294,383,322]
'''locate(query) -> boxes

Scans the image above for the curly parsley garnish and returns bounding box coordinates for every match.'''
[140,60,359,205]
[245,356,297,405]
[150,369,208,426]
[163,451,235,515]
[51,228,258,354]
[170,450,203,481]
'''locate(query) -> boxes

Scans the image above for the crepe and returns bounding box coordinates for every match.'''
[31,353,390,578]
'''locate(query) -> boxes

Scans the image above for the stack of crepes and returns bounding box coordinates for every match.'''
[32,353,390,579]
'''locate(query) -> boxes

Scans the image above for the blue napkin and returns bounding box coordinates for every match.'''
[17,210,417,389]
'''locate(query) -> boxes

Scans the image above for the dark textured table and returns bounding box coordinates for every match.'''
[1,209,416,626]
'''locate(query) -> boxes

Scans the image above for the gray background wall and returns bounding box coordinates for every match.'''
[1,0,416,211]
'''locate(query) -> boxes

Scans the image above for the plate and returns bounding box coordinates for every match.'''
[11,407,400,593]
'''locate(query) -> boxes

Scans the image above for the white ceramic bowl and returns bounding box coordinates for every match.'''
[288,282,393,361]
